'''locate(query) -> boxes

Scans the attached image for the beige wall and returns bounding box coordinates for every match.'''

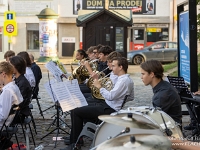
[58,23,79,58]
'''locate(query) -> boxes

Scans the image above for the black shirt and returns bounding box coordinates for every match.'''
[31,62,42,85]
[97,61,111,76]
[152,80,182,123]
[15,74,32,115]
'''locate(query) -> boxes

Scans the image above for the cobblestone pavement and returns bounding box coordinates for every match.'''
[12,65,191,150]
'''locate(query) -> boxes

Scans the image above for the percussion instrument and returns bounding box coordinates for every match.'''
[96,134,171,150]
[92,106,183,147]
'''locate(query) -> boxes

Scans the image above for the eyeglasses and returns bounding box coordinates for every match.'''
[93,52,97,54]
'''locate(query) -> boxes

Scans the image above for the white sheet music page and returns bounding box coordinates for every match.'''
[52,82,77,112]
[44,80,58,102]
[64,79,88,108]
[45,61,63,82]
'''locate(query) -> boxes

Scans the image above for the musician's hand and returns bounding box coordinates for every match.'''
[193,90,200,95]
[84,61,90,68]
[93,79,101,89]
[91,72,99,79]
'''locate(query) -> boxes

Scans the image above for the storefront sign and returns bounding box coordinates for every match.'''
[73,0,156,15]
[39,20,57,57]
[146,28,161,32]
[62,37,76,43]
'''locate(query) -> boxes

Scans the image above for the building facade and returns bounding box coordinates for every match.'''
[0,0,177,60]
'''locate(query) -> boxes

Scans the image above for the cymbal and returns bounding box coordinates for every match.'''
[96,134,171,150]
[98,113,159,129]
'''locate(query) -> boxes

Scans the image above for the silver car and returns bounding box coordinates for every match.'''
[127,41,177,65]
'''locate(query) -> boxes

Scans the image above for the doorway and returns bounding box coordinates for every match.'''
[96,26,115,49]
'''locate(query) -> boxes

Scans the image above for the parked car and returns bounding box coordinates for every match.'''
[127,41,178,65]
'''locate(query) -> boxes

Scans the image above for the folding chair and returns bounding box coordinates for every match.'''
[32,86,44,119]
[0,104,20,150]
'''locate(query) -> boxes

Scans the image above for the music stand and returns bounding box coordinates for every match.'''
[167,76,193,98]
[167,76,200,134]
[41,72,70,148]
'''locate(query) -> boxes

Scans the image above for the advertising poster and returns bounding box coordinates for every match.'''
[179,11,190,83]
[39,20,57,57]
[73,0,156,15]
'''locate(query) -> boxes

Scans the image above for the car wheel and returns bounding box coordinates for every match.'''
[133,55,144,65]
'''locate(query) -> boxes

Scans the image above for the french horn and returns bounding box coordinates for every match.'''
[69,59,98,84]
[86,67,109,88]
[91,72,113,100]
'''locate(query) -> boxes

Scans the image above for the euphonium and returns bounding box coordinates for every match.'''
[86,67,109,88]
[91,72,113,100]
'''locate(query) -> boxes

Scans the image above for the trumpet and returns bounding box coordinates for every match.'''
[86,67,109,88]
[91,72,113,100]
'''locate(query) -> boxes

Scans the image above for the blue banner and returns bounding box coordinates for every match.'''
[179,11,190,83]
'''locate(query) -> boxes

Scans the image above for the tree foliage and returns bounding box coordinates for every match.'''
[197,0,200,40]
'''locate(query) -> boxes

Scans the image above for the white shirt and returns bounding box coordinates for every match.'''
[100,74,134,111]
[109,71,118,85]
[24,67,36,87]
[0,82,23,127]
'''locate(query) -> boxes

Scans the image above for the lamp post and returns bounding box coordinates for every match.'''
[36,7,59,62]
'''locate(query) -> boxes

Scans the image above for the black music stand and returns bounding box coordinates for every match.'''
[41,72,70,148]
[167,76,200,135]
[167,76,193,98]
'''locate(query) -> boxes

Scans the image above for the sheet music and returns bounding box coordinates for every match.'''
[45,61,63,82]
[44,80,58,102]
[51,82,77,112]
[64,79,88,108]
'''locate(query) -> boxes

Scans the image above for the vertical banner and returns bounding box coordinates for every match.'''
[179,11,190,83]
[39,19,57,57]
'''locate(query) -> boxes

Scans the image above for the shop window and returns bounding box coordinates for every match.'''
[134,29,144,40]
[147,28,169,42]
[27,23,39,50]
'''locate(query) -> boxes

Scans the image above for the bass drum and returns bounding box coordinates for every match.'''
[92,106,183,147]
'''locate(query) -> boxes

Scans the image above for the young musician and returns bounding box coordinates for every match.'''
[29,53,42,97]
[75,49,88,65]
[140,60,182,123]
[10,56,32,117]
[4,50,15,62]
[86,46,96,60]
[61,57,134,150]
[17,51,36,88]
[0,61,23,149]
[80,45,112,94]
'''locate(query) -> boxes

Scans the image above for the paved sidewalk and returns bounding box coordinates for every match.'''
[12,65,190,150]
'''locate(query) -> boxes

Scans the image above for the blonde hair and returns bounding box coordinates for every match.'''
[0,61,14,75]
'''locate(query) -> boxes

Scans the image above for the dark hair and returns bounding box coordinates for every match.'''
[77,49,88,59]
[4,50,15,59]
[107,51,122,61]
[94,44,104,52]
[29,53,34,61]
[10,56,26,75]
[98,45,113,56]
[140,60,164,79]
[17,51,32,67]
[112,57,128,73]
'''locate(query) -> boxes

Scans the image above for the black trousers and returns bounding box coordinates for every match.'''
[70,100,115,143]
[79,84,91,94]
